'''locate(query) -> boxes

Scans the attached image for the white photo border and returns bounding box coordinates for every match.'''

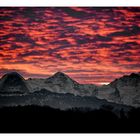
[0,0,140,7]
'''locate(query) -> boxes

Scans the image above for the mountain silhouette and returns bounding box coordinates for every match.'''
[0,71,140,107]
[27,71,97,96]
[0,72,29,94]
[45,71,79,85]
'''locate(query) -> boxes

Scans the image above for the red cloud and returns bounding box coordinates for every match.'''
[0,7,140,84]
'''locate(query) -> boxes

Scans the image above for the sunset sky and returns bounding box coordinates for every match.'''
[0,7,140,85]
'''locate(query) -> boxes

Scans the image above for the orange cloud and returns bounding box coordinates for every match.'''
[0,7,140,84]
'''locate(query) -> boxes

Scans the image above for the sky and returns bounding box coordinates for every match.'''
[0,7,140,85]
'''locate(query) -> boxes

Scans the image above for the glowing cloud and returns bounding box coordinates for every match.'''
[0,7,140,84]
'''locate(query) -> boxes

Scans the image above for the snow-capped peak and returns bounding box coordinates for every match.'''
[45,71,78,85]
[110,72,140,87]
[27,71,97,96]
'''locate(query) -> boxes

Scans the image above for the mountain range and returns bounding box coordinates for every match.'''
[0,71,140,109]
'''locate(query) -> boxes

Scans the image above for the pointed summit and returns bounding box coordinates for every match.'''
[52,71,72,80]
[27,71,97,96]
[42,71,81,94]
[45,71,78,85]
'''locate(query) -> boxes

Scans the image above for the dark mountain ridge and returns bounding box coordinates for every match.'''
[0,72,29,94]
[110,73,140,87]
[0,71,140,107]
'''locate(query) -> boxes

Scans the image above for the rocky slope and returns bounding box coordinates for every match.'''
[0,88,132,117]
[96,85,122,104]
[0,71,140,107]
[110,73,140,107]
[27,72,97,96]
[97,73,140,107]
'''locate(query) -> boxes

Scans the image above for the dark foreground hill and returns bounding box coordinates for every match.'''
[0,105,140,133]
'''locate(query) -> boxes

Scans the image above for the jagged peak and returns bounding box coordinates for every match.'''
[129,73,140,77]
[118,72,140,81]
[110,72,140,87]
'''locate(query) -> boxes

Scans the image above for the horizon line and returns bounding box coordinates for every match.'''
[0,71,139,86]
